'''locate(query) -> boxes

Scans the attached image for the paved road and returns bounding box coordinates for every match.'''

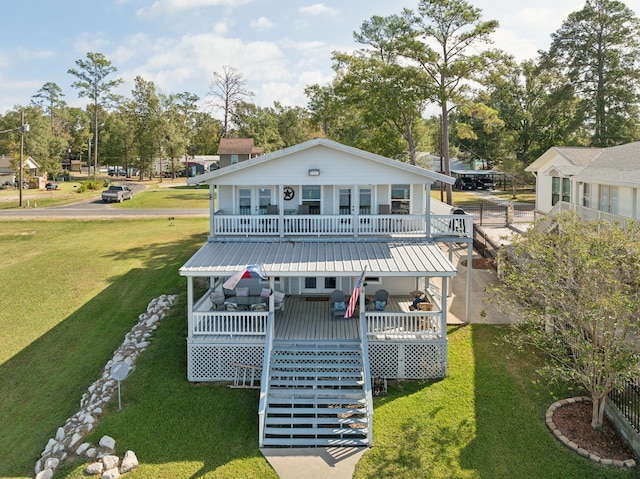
[0,183,208,219]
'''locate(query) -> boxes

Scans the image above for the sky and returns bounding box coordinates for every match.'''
[2,0,640,117]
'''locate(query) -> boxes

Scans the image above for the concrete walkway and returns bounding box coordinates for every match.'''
[261,447,368,479]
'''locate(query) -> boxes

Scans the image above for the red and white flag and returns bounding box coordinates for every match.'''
[345,268,366,319]
[223,264,267,289]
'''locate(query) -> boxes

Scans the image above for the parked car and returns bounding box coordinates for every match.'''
[454,177,475,190]
[473,177,495,190]
[101,185,133,203]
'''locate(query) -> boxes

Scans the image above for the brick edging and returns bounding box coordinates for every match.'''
[546,396,636,469]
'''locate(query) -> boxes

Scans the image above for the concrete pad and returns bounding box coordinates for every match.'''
[261,447,368,479]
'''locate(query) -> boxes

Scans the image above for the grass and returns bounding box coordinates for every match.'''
[0,181,103,209]
[0,216,633,479]
[115,183,210,209]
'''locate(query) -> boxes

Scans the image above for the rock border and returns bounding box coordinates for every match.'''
[546,396,636,469]
[33,294,178,479]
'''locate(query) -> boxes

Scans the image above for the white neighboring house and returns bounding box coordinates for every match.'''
[0,155,41,186]
[179,138,474,449]
[526,142,640,225]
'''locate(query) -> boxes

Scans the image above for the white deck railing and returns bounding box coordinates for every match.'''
[555,202,638,229]
[211,213,472,238]
[365,311,443,338]
[192,311,269,336]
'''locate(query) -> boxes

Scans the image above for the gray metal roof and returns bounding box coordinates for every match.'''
[179,239,457,278]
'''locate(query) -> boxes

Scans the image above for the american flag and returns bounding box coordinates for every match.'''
[345,268,366,319]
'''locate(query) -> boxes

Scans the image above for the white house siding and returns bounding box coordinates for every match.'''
[618,187,634,218]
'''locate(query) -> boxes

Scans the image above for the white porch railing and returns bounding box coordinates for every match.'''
[556,201,638,229]
[211,213,471,238]
[192,311,268,336]
[365,311,443,338]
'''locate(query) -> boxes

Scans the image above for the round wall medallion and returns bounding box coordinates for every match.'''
[283,187,295,200]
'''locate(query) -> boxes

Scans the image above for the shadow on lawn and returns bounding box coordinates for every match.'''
[0,230,245,477]
[458,326,627,479]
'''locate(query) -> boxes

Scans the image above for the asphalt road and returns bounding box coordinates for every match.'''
[0,183,208,219]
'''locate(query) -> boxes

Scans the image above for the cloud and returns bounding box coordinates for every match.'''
[299,3,339,17]
[137,0,251,17]
[249,16,275,31]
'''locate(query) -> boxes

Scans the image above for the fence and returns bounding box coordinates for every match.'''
[461,202,535,226]
[609,379,640,435]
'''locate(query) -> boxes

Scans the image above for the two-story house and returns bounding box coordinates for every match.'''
[179,138,473,448]
[526,142,640,226]
[217,137,264,168]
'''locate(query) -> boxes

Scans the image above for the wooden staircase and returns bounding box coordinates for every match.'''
[261,339,371,447]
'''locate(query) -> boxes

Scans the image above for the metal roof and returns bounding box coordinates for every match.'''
[179,239,457,278]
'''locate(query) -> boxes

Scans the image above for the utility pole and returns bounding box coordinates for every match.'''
[18,111,29,207]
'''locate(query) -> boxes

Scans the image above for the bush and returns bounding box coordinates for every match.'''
[76,179,103,194]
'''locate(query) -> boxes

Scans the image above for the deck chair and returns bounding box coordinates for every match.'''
[372,289,389,311]
[378,204,390,214]
[273,290,286,312]
[298,204,310,214]
[266,204,278,215]
[330,289,347,318]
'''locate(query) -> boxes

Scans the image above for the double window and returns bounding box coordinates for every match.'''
[302,185,321,214]
[391,184,410,214]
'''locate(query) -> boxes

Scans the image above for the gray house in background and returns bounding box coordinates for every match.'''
[217,138,264,168]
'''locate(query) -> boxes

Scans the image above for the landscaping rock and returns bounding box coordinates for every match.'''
[32,294,178,478]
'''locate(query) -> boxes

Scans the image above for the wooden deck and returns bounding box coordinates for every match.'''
[274,295,417,341]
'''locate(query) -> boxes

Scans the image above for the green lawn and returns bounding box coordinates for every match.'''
[115,184,210,209]
[0,218,632,479]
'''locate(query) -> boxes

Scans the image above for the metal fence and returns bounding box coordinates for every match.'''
[609,379,640,434]
[459,202,535,226]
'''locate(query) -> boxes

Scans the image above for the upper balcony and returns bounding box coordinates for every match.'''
[209,209,472,240]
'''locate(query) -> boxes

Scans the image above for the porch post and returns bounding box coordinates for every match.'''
[209,184,216,240]
[279,184,284,238]
[269,277,275,311]
[441,274,448,333]
[187,276,194,339]
[353,184,359,238]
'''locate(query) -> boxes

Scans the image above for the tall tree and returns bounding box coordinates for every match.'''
[399,0,499,204]
[126,76,162,179]
[31,82,66,131]
[68,52,123,176]
[541,0,640,146]
[208,65,254,138]
[493,212,640,429]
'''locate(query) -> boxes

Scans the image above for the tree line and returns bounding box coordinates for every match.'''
[1,0,639,189]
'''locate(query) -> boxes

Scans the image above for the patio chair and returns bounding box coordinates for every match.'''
[372,289,389,311]
[330,289,347,318]
[273,290,286,312]
[210,290,226,311]
[298,204,310,214]
[266,204,278,215]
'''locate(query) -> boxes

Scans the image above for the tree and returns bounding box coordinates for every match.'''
[493,212,640,429]
[541,0,640,146]
[126,76,162,179]
[68,52,123,176]
[208,65,254,138]
[399,0,499,204]
[31,82,66,135]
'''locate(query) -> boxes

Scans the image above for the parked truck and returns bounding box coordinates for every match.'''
[102,185,133,203]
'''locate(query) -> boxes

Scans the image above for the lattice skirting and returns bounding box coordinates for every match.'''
[188,343,264,382]
[187,340,447,382]
[368,341,447,379]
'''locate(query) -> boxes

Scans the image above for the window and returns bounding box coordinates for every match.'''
[551,177,560,206]
[305,277,317,289]
[583,183,592,207]
[562,178,570,203]
[324,277,336,289]
[359,188,372,214]
[391,184,410,214]
[231,154,238,165]
[302,185,321,214]
[599,185,619,214]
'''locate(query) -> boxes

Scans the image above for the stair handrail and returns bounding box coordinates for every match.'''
[358,308,374,446]
[258,311,275,448]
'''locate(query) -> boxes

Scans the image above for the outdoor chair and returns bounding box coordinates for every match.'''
[330,289,347,318]
[266,204,278,215]
[273,290,286,312]
[298,204,310,214]
[372,289,389,311]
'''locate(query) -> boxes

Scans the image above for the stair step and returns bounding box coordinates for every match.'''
[266,404,366,414]
[271,354,362,363]
[265,415,368,424]
[269,378,364,388]
[264,426,368,436]
[269,365,362,378]
[261,437,369,447]
[268,394,365,403]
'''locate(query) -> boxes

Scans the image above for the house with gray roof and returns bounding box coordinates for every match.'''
[525,143,640,224]
[179,138,473,449]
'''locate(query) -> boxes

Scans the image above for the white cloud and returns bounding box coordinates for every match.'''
[137,0,251,17]
[250,17,275,31]
[299,3,339,17]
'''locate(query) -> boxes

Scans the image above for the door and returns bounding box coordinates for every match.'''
[237,187,273,214]
[339,188,352,215]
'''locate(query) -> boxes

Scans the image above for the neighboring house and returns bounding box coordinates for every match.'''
[217,137,264,168]
[0,155,41,185]
[179,138,473,449]
[526,142,640,224]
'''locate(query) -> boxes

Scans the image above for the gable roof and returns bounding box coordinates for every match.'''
[217,138,263,155]
[572,141,640,187]
[191,138,455,185]
[525,146,603,173]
